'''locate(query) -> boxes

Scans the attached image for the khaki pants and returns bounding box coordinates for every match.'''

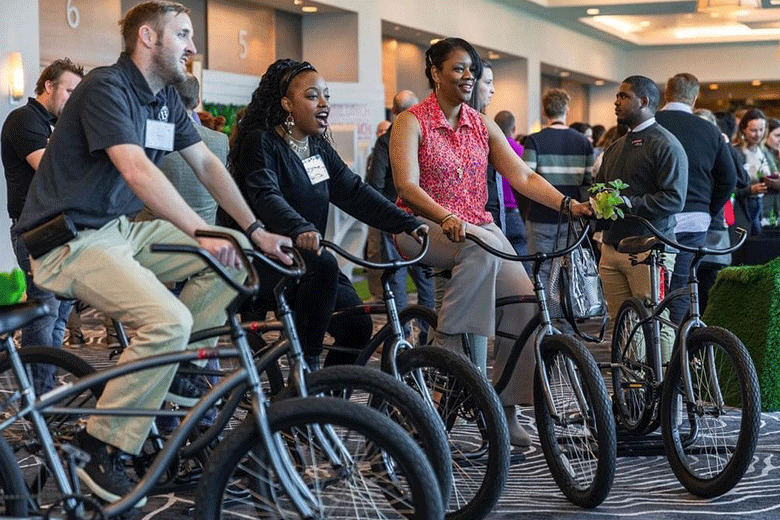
[31,216,247,454]
[397,219,536,406]
[599,243,676,363]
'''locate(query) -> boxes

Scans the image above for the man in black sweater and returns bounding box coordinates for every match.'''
[597,75,688,362]
[656,73,736,325]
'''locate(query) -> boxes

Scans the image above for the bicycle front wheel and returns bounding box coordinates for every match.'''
[294,365,452,504]
[396,346,509,520]
[0,434,28,517]
[660,326,761,497]
[612,297,658,435]
[194,397,444,519]
[534,334,616,508]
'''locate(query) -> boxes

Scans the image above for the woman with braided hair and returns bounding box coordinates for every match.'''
[231,59,427,367]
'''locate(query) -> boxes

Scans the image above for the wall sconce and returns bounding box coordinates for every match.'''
[8,52,24,104]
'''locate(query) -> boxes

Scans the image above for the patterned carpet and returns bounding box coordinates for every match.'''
[16,308,780,519]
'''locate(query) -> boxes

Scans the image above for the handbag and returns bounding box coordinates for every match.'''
[547,197,608,341]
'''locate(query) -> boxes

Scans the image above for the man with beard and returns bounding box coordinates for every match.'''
[2,58,83,393]
[13,1,292,505]
[596,75,687,363]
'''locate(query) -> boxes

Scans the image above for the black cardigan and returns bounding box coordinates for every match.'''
[237,129,420,239]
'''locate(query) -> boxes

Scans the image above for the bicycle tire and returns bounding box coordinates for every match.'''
[395,346,509,520]
[291,365,452,504]
[534,334,616,508]
[0,346,99,510]
[612,297,659,435]
[354,305,438,367]
[193,396,444,519]
[660,326,761,497]
[0,434,28,517]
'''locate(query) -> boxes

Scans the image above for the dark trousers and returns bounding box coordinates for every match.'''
[10,223,74,394]
[253,249,372,365]
[668,231,708,325]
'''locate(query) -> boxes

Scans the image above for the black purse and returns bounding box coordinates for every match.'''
[547,197,607,342]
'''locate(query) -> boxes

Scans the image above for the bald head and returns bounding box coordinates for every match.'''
[392,90,418,115]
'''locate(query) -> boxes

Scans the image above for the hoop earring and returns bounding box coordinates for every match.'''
[284,113,294,134]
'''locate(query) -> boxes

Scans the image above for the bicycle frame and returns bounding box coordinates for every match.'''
[0,232,324,519]
[614,215,747,419]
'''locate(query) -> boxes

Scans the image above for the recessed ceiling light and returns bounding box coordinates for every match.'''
[586,8,600,15]
[752,79,762,86]
[595,80,605,86]
[294,0,302,4]
[302,6,317,12]
[394,25,400,31]
[592,16,637,34]
[488,51,501,60]
[709,84,719,90]
[639,20,651,27]
[560,71,570,78]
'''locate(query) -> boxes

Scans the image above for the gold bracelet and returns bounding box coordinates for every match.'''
[439,213,456,226]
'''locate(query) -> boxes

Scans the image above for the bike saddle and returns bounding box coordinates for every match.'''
[617,235,665,255]
[0,300,53,336]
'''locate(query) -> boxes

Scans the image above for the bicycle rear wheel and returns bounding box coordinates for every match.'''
[396,346,509,520]
[534,334,616,508]
[660,326,761,497]
[0,346,98,510]
[612,297,658,435]
[194,396,444,519]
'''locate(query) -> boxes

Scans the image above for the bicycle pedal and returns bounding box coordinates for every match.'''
[61,442,91,467]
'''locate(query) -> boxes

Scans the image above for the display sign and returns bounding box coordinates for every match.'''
[40,0,122,69]
[208,0,275,76]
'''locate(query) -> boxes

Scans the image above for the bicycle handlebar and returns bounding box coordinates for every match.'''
[244,246,307,280]
[150,230,259,297]
[623,214,747,255]
[321,230,430,270]
[465,219,591,263]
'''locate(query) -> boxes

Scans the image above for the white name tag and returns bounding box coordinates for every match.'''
[302,154,329,185]
[145,119,175,151]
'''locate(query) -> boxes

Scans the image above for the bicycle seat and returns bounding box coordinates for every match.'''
[0,300,53,336]
[617,236,665,255]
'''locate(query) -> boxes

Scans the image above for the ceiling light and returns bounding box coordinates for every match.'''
[592,16,638,34]
[709,83,719,90]
[595,80,605,86]
[394,25,400,31]
[586,8,600,15]
[752,79,762,86]
[294,0,302,4]
[302,6,318,12]
[488,51,501,60]
[430,38,441,45]
[639,20,651,27]
[559,71,570,78]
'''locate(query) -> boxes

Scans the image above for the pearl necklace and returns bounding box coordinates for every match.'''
[286,133,309,154]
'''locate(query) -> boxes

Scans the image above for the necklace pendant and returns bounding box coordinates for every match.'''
[457,167,463,179]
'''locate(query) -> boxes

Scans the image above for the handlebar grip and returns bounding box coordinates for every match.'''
[245,246,307,279]
[150,230,260,297]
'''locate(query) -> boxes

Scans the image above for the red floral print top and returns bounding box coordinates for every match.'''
[397,92,493,225]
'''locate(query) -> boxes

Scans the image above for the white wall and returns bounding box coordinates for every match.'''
[488,59,528,134]
[0,1,39,270]
[589,83,620,129]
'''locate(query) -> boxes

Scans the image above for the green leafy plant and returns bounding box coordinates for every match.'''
[589,179,629,220]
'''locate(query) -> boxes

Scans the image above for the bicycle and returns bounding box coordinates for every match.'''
[317,238,511,520]
[0,230,444,519]
[464,221,617,509]
[29,241,452,506]
[609,214,760,497]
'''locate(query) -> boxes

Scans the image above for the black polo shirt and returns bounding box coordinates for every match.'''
[1,97,55,219]
[15,53,201,232]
